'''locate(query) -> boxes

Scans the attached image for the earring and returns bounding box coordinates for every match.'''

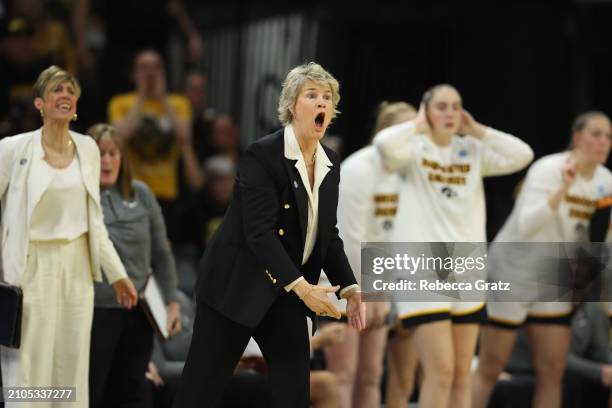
[39,110,44,118]
[72,113,78,122]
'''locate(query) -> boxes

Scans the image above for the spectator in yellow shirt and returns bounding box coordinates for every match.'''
[108,49,204,241]
[13,0,78,74]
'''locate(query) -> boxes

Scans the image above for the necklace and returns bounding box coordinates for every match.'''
[42,130,73,153]
[305,151,317,166]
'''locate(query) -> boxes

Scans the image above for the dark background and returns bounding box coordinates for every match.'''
[194,0,612,236]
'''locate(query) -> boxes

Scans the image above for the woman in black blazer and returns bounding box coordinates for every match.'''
[174,62,366,408]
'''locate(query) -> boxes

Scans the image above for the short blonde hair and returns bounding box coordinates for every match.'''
[278,62,340,126]
[32,65,81,100]
[373,101,417,134]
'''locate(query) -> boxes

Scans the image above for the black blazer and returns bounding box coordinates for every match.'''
[196,128,357,328]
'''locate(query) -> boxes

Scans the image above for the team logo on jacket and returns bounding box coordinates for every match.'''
[441,186,458,198]
[597,185,606,197]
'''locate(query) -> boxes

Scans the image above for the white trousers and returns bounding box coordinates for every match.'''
[1,235,94,408]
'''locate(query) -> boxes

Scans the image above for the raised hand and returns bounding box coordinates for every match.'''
[562,155,578,188]
[459,109,486,139]
[188,34,205,61]
[414,102,431,134]
[548,154,578,211]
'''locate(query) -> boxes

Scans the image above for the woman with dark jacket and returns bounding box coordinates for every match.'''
[174,62,366,408]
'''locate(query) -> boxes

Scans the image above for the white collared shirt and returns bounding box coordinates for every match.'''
[282,125,359,298]
[284,124,332,265]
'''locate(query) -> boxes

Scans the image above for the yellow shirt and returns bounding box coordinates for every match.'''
[108,92,192,200]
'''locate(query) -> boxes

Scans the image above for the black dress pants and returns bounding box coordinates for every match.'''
[173,292,311,408]
[89,307,154,408]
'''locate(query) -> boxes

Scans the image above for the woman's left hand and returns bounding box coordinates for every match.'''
[345,290,366,332]
[459,110,487,139]
[166,301,182,336]
[112,278,138,309]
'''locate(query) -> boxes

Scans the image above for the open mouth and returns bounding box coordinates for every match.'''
[57,103,72,112]
[314,112,325,131]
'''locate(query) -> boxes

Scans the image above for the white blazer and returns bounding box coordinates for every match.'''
[0,128,127,285]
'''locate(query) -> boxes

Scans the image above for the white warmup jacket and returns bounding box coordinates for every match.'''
[0,128,127,284]
[321,145,400,312]
[373,121,533,320]
[373,121,534,242]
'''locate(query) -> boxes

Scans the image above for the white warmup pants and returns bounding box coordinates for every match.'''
[1,234,94,408]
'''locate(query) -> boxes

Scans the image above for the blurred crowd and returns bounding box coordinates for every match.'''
[0,1,246,406]
[0,0,243,253]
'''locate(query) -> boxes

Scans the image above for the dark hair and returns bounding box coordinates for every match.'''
[131,48,165,74]
[87,123,134,200]
[421,83,460,107]
[185,70,208,82]
[572,111,610,133]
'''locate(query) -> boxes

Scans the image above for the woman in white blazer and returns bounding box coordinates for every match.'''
[0,66,138,408]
